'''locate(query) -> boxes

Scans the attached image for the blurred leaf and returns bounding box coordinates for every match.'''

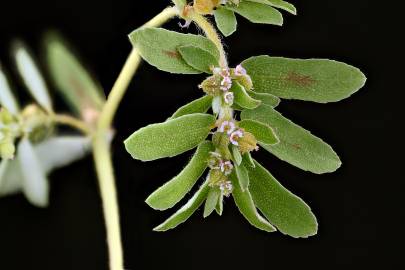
[0,65,20,114]
[170,95,213,119]
[241,105,341,173]
[146,141,213,210]
[225,1,283,26]
[230,173,276,232]
[235,163,249,191]
[153,180,210,231]
[13,41,53,112]
[45,33,105,118]
[203,187,221,218]
[232,82,261,109]
[129,27,219,74]
[125,113,215,161]
[18,138,49,207]
[178,46,218,73]
[214,7,237,37]
[246,89,280,107]
[239,119,279,145]
[248,160,318,238]
[242,56,366,103]
[215,192,224,215]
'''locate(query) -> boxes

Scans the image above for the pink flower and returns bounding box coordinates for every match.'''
[219,181,233,197]
[218,120,236,135]
[234,64,247,76]
[220,161,233,176]
[223,92,234,105]
[220,76,232,91]
[230,129,244,146]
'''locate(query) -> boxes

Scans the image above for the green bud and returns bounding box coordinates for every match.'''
[208,169,228,186]
[0,140,15,159]
[199,75,222,96]
[21,104,54,143]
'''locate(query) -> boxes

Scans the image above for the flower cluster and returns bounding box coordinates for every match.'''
[207,151,233,196]
[0,108,20,159]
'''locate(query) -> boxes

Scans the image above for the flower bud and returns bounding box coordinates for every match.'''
[21,104,53,143]
[199,75,222,96]
[208,169,228,186]
[238,131,259,154]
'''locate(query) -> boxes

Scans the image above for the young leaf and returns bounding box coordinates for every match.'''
[170,95,213,119]
[248,160,318,238]
[125,113,215,161]
[246,89,280,107]
[242,56,367,103]
[214,7,237,37]
[235,163,249,191]
[267,0,297,15]
[129,27,219,74]
[203,187,221,218]
[239,119,279,145]
[13,42,53,111]
[241,105,341,174]
[231,145,242,165]
[18,138,49,208]
[230,173,276,232]
[225,1,283,26]
[0,65,20,115]
[178,46,218,73]
[215,193,224,216]
[45,33,105,118]
[153,180,210,231]
[145,141,213,210]
[231,82,261,109]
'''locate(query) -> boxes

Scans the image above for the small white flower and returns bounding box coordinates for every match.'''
[234,64,247,76]
[220,76,232,91]
[220,160,233,175]
[218,120,236,135]
[223,92,234,105]
[208,151,222,169]
[230,129,244,146]
[219,181,233,197]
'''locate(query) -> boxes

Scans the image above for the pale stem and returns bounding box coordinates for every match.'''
[52,114,92,135]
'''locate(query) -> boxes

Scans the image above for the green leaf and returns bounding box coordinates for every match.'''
[246,89,280,107]
[170,95,213,119]
[242,152,256,168]
[248,160,318,238]
[178,46,218,74]
[204,187,221,218]
[214,7,237,37]
[0,65,20,115]
[235,163,249,191]
[239,119,279,145]
[13,41,52,112]
[129,27,220,74]
[266,0,297,15]
[153,180,210,231]
[242,56,367,103]
[231,82,261,109]
[125,113,215,161]
[230,173,276,232]
[215,193,224,215]
[145,141,213,210]
[45,33,105,118]
[241,105,341,174]
[18,138,49,208]
[231,145,242,166]
[225,1,283,26]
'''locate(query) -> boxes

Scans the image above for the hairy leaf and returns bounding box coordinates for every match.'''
[242,56,366,103]
[215,192,224,215]
[235,163,249,191]
[267,0,297,14]
[146,141,213,210]
[125,113,215,161]
[232,82,261,109]
[153,180,210,231]
[239,119,279,145]
[214,7,237,37]
[241,105,341,174]
[225,1,283,26]
[248,160,318,238]
[204,187,221,218]
[231,145,242,165]
[129,27,219,74]
[178,46,218,73]
[231,173,276,232]
[170,95,213,119]
[246,89,280,107]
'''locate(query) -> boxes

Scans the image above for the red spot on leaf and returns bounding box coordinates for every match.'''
[163,50,180,59]
[285,72,316,87]
[290,143,302,150]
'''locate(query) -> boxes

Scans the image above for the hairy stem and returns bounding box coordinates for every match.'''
[92,7,178,270]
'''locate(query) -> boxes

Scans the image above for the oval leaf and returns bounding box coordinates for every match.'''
[232,82,261,109]
[178,46,218,73]
[239,119,279,145]
[246,89,280,107]
[248,160,318,238]
[225,1,283,26]
[203,187,221,218]
[0,66,20,114]
[170,95,213,119]
[45,33,105,118]
[242,55,367,103]
[266,0,297,15]
[214,7,237,37]
[235,163,249,191]
[153,180,210,231]
[241,105,341,174]
[129,27,219,74]
[18,138,49,207]
[146,141,213,210]
[230,173,276,232]
[125,113,215,161]
[231,145,242,166]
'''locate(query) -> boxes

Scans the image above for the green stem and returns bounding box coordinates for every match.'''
[53,114,92,135]
[92,7,178,270]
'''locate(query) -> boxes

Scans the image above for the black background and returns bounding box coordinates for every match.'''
[0,0,403,269]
